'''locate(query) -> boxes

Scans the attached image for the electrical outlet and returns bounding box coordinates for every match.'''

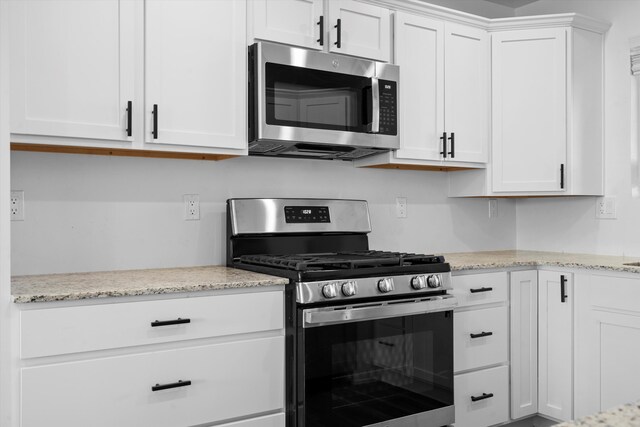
[488,199,498,219]
[596,196,616,219]
[10,190,25,221]
[183,194,200,221]
[396,197,407,218]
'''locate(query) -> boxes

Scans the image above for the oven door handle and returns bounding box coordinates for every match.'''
[303,296,457,328]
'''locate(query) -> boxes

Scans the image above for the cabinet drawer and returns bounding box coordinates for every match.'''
[21,291,283,358]
[454,365,509,427]
[21,336,285,427]
[454,306,508,372]
[452,272,507,307]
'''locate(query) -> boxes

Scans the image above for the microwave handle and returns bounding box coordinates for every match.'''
[368,77,380,134]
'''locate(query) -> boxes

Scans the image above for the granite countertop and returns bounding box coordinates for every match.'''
[554,402,640,426]
[11,266,288,303]
[444,250,640,274]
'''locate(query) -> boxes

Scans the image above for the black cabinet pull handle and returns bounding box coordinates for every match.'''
[152,380,191,392]
[317,16,324,46]
[448,132,455,158]
[469,287,493,294]
[440,132,448,158]
[152,104,158,139]
[560,163,565,189]
[378,340,395,347]
[471,392,494,402]
[151,318,191,327]
[126,101,132,137]
[470,331,493,339]
[560,275,568,303]
[334,19,341,48]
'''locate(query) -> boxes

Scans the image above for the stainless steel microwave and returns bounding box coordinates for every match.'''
[248,42,399,160]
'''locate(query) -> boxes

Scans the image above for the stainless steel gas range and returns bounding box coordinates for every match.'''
[227,198,457,427]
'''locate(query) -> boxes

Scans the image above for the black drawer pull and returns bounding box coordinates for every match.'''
[152,380,191,392]
[378,340,395,347]
[471,392,494,402]
[469,287,493,294]
[560,274,568,303]
[150,318,191,327]
[470,331,493,339]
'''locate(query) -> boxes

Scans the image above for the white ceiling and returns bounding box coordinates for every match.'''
[484,0,539,8]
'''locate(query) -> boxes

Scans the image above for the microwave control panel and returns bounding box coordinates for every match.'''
[378,80,397,136]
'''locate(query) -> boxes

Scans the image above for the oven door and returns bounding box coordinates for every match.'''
[298,297,455,427]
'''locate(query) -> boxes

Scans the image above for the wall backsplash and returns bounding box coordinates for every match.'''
[10,151,516,275]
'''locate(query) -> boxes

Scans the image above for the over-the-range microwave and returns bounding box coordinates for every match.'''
[248,42,399,160]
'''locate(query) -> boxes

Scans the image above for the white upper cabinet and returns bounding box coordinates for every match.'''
[327,0,390,62]
[450,15,609,197]
[492,29,567,192]
[356,13,488,170]
[145,0,246,150]
[250,0,324,50]
[250,0,391,62]
[444,23,488,164]
[10,0,135,145]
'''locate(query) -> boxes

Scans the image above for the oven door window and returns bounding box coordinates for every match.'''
[265,63,372,132]
[301,310,453,427]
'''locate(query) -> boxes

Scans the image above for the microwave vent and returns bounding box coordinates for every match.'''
[249,142,285,153]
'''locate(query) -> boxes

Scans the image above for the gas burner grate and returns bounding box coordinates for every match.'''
[238,251,445,272]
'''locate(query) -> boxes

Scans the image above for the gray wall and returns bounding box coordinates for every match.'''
[11,152,517,275]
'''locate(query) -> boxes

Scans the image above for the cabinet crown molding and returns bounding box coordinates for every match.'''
[489,13,610,33]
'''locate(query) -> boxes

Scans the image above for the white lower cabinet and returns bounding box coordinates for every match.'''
[574,273,640,418]
[452,272,509,427]
[18,289,286,427]
[454,366,509,427]
[538,270,573,422]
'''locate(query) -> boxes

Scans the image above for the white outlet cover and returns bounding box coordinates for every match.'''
[183,194,200,220]
[396,197,407,218]
[596,196,616,220]
[10,190,25,221]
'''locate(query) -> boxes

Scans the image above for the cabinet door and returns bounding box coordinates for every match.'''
[145,0,246,150]
[538,270,573,421]
[444,23,488,163]
[394,12,444,161]
[574,273,640,418]
[327,0,390,62]
[251,0,324,50]
[510,270,538,420]
[10,0,135,143]
[492,29,567,192]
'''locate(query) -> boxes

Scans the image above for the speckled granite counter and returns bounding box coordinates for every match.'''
[11,266,288,303]
[554,402,640,426]
[444,250,640,274]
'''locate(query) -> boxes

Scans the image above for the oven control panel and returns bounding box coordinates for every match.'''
[285,206,330,223]
[297,273,452,304]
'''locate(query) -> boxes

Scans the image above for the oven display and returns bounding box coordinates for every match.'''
[284,206,330,223]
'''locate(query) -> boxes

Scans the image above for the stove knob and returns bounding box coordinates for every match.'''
[322,283,338,299]
[427,275,441,288]
[342,281,357,297]
[377,278,395,293]
[411,275,427,290]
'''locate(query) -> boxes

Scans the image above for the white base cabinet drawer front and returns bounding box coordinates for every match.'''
[20,291,283,358]
[454,306,508,372]
[452,272,508,308]
[454,365,509,427]
[21,336,285,427]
